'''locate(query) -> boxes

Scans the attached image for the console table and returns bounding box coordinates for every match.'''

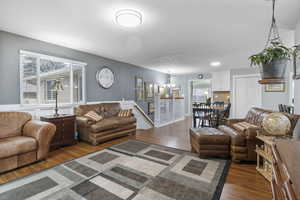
[41,114,76,151]
[271,139,300,200]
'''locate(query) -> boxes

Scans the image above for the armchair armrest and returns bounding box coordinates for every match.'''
[227,118,245,127]
[76,117,91,127]
[245,127,260,140]
[23,120,56,160]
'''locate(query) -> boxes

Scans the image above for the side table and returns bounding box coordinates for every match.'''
[41,114,77,151]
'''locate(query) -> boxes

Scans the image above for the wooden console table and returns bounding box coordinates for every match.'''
[41,114,76,151]
[271,140,300,200]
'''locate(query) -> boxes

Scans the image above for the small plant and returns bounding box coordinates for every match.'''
[249,42,292,67]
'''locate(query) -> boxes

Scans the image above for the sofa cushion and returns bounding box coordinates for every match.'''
[219,125,246,146]
[90,118,118,133]
[96,103,121,118]
[245,108,272,126]
[0,136,37,159]
[232,122,259,133]
[0,112,32,139]
[114,117,136,125]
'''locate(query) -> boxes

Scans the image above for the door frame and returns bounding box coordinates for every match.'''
[187,79,212,115]
[232,74,262,118]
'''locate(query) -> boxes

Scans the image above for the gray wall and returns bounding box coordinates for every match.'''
[0,31,169,113]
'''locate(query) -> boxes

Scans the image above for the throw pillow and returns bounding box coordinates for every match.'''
[84,111,103,122]
[118,109,132,117]
[293,120,300,140]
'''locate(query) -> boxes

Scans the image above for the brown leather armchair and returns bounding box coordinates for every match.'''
[75,103,137,145]
[0,112,56,173]
[219,107,300,162]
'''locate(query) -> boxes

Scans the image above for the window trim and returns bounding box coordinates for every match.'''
[20,50,87,107]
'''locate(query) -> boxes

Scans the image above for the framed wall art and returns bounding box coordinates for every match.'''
[135,76,144,101]
[144,82,154,100]
[265,83,285,92]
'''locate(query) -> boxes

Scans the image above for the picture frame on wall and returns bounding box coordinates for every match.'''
[148,102,155,115]
[144,82,154,100]
[293,45,300,79]
[265,83,285,92]
[135,77,144,101]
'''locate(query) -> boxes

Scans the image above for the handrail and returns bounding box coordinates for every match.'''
[134,104,154,127]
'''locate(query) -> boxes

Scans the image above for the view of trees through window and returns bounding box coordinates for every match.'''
[20,51,86,105]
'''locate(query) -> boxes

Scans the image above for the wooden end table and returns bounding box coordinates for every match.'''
[41,114,77,151]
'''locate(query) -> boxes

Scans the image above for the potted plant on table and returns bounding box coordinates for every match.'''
[249,42,292,79]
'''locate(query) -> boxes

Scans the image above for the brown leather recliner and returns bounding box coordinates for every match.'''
[0,112,56,173]
[219,107,300,162]
[75,103,137,145]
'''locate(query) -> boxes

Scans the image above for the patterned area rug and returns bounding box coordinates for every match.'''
[0,140,230,200]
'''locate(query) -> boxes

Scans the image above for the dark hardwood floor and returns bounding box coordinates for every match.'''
[0,117,272,200]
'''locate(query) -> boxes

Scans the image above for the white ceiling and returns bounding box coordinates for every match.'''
[0,0,300,74]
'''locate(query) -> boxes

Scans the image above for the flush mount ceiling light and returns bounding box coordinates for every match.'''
[210,61,221,67]
[116,9,142,27]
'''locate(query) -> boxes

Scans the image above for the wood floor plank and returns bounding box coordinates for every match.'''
[0,117,272,199]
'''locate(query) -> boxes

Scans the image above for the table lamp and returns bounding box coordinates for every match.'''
[52,79,64,117]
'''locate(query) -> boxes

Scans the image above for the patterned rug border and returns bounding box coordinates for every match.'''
[0,139,231,200]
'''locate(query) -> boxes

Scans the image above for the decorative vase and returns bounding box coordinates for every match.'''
[261,58,289,79]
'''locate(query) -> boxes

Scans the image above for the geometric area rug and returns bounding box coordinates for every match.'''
[0,140,230,200]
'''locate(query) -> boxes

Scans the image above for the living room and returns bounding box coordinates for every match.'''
[0,0,300,200]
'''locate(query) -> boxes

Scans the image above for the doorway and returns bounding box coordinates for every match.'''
[188,79,212,114]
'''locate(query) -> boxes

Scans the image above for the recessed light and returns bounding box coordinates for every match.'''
[116,9,142,27]
[210,61,221,67]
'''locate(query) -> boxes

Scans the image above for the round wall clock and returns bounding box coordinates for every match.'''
[96,67,115,89]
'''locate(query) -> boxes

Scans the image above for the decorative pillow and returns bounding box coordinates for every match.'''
[118,109,132,117]
[84,111,103,123]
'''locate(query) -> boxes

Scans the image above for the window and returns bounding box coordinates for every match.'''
[20,50,86,105]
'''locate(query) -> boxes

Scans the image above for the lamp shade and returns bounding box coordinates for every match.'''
[52,79,64,91]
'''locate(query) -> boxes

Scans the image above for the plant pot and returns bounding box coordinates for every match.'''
[261,58,289,79]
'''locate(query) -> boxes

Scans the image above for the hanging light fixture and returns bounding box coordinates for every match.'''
[249,0,293,84]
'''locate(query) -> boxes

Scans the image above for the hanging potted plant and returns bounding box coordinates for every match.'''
[249,0,292,81]
[249,42,292,79]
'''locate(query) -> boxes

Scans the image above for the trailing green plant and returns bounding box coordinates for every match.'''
[249,42,292,67]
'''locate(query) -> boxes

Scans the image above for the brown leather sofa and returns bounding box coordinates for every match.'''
[0,112,56,173]
[75,103,137,145]
[219,107,300,162]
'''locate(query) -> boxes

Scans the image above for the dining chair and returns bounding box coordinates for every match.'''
[218,103,231,126]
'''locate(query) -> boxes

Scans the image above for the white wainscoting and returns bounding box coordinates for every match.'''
[0,101,153,130]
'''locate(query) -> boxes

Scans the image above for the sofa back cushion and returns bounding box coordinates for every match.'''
[75,103,121,118]
[245,107,272,127]
[0,112,32,139]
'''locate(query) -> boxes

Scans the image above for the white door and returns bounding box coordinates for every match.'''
[233,75,262,118]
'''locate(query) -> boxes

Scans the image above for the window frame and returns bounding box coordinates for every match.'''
[20,50,87,107]
[45,79,57,103]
